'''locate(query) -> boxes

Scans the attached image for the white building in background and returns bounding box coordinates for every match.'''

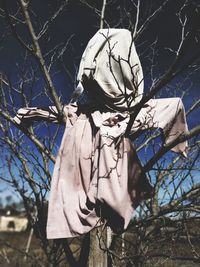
[0,212,28,232]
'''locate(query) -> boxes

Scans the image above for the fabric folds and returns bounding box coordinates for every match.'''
[77,29,144,111]
[14,97,188,238]
[13,28,188,238]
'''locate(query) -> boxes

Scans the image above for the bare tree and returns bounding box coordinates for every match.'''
[0,0,200,267]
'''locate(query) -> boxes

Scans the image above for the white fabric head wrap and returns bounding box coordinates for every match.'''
[77,28,144,111]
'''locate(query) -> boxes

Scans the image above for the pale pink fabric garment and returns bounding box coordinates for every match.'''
[14,97,188,238]
[13,28,188,238]
[133,98,188,153]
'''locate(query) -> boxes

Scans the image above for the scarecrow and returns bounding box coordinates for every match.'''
[14,29,188,238]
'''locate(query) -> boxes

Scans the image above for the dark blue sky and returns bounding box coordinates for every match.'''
[0,0,199,124]
[0,0,199,203]
[0,0,200,121]
[0,0,199,147]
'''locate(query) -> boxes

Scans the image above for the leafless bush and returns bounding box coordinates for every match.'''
[0,1,199,266]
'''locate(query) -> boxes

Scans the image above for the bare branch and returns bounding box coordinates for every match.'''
[144,125,200,172]
[134,0,171,40]
[0,109,56,162]
[18,0,65,120]
[100,0,107,29]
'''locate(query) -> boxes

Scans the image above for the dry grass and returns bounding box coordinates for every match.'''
[0,219,200,267]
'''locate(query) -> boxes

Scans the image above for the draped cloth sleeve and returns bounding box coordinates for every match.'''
[131,97,188,155]
[13,106,66,125]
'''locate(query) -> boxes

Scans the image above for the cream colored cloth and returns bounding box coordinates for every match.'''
[77,29,144,111]
[14,97,188,238]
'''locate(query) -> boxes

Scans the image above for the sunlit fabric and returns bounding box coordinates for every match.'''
[77,29,144,112]
[14,29,188,238]
[14,97,188,238]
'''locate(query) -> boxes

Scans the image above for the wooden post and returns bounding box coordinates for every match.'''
[88,226,112,267]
